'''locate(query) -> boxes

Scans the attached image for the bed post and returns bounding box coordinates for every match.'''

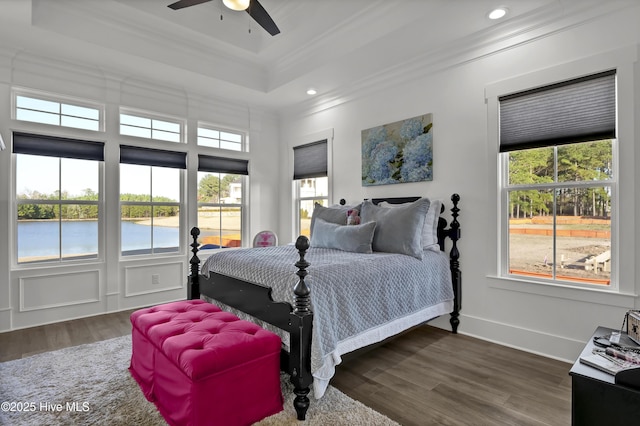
[188,227,201,300]
[448,194,461,333]
[289,235,313,421]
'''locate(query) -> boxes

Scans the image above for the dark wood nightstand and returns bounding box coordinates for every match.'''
[569,326,640,425]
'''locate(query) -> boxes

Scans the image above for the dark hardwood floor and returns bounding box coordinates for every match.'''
[0,311,572,425]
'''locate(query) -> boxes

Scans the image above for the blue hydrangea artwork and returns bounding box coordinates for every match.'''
[361,113,433,186]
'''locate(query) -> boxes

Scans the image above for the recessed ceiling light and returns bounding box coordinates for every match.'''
[488,7,508,20]
[306,88,317,95]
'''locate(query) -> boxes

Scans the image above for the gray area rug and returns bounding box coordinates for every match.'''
[0,336,399,425]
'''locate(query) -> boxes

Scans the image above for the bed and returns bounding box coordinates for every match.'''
[187,194,461,420]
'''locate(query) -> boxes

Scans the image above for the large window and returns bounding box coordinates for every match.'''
[197,155,248,249]
[293,140,329,237]
[120,146,185,256]
[14,133,103,264]
[500,71,616,286]
[14,92,102,131]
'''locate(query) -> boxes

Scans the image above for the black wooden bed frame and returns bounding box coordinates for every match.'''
[187,194,461,421]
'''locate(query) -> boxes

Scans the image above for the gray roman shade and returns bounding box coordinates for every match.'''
[198,155,248,175]
[13,132,104,161]
[499,70,616,152]
[293,139,328,180]
[120,145,186,169]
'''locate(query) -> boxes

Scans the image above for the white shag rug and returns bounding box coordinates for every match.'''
[0,336,399,425]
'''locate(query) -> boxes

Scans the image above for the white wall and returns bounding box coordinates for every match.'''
[0,51,281,332]
[279,6,640,362]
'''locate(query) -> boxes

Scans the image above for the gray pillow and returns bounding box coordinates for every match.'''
[311,219,376,253]
[360,198,430,259]
[310,203,362,237]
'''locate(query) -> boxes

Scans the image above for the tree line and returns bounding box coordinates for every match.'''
[509,140,612,218]
[17,189,178,220]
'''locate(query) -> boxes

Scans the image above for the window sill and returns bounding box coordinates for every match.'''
[487,275,636,308]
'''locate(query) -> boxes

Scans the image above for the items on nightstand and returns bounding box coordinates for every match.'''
[570,326,640,426]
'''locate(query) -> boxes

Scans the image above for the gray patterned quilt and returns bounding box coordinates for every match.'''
[201,245,454,398]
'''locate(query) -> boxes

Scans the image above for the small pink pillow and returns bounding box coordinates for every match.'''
[346,209,361,225]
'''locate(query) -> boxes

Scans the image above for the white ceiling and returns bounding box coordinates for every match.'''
[0,0,634,112]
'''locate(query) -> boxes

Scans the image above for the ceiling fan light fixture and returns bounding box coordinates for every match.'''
[223,0,250,11]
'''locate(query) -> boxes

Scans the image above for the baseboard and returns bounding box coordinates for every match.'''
[455,314,585,364]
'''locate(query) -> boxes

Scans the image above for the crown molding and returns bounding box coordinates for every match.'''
[285,0,638,119]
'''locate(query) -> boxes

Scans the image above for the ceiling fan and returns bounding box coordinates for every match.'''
[168,0,280,36]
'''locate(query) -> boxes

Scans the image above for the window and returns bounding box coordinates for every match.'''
[197,155,248,249]
[120,110,182,143]
[499,71,616,286]
[14,92,102,131]
[14,132,103,264]
[119,146,186,256]
[293,140,329,237]
[197,125,245,151]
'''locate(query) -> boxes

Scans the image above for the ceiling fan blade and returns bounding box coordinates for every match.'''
[168,0,213,10]
[246,0,280,36]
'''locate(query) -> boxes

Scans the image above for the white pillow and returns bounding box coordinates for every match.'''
[378,198,441,252]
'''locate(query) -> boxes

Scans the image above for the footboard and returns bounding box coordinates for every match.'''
[188,229,313,420]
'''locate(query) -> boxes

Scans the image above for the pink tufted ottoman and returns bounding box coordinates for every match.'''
[129,300,283,426]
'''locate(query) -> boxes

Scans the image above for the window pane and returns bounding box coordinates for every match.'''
[555,188,611,285]
[61,116,100,131]
[220,140,242,151]
[153,120,180,133]
[508,189,553,279]
[557,140,613,182]
[220,132,242,143]
[508,147,554,185]
[121,205,151,255]
[61,205,98,260]
[153,206,180,253]
[196,206,241,249]
[120,124,151,139]
[151,129,181,142]
[17,204,60,263]
[16,154,59,199]
[16,109,60,126]
[121,164,151,202]
[121,114,151,127]
[197,137,220,149]
[299,199,328,237]
[299,177,328,198]
[221,207,242,248]
[197,206,222,248]
[61,104,100,120]
[61,158,99,200]
[16,96,59,113]
[152,167,180,202]
[198,172,221,203]
[198,128,219,139]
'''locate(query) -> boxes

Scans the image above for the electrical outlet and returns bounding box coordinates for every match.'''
[151,274,160,285]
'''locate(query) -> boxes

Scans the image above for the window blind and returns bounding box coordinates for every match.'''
[13,132,104,161]
[120,145,186,169]
[293,139,327,180]
[198,154,248,175]
[499,70,616,152]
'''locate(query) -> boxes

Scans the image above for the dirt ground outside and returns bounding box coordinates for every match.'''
[509,233,611,283]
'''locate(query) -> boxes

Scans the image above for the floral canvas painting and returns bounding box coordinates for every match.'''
[361,113,433,186]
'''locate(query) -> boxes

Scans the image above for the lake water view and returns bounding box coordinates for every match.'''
[17,220,179,260]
